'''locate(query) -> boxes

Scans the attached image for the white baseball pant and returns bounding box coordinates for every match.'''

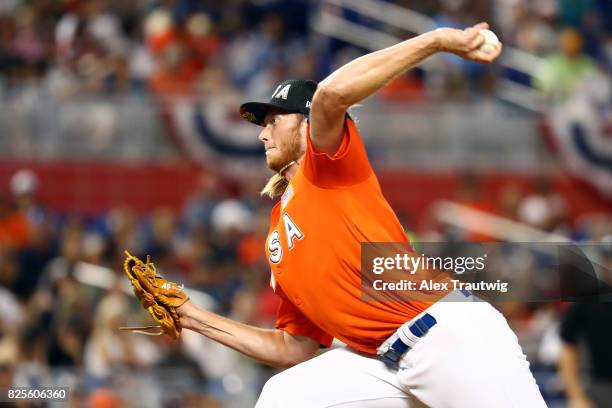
[255,297,547,407]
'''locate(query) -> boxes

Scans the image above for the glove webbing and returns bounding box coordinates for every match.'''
[120,251,186,338]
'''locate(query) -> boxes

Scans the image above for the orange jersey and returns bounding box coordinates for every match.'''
[265,118,430,354]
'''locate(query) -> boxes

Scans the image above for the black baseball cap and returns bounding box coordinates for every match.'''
[240,79,318,126]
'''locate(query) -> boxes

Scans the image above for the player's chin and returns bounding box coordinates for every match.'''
[266,153,284,172]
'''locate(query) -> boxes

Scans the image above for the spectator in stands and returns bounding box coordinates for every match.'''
[84,292,159,381]
[184,12,221,69]
[226,12,300,95]
[13,325,51,389]
[88,387,123,408]
[148,39,201,96]
[556,0,597,29]
[14,217,54,301]
[146,7,209,97]
[559,298,612,408]
[0,189,29,251]
[535,28,597,103]
[517,172,568,232]
[511,7,556,55]
[47,316,86,368]
[10,169,43,226]
[12,5,48,72]
[183,171,224,234]
[104,207,140,266]
[9,168,54,301]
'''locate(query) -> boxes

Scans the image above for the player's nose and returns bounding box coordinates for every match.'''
[258,126,270,143]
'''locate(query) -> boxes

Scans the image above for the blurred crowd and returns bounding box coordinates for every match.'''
[0,0,318,100]
[0,168,279,407]
[0,166,610,406]
[0,0,609,102]
[0,0,610,407]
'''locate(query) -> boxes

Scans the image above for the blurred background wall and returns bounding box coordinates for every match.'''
[0,0,610,407]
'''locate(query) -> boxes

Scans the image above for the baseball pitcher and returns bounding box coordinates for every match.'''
[123,23,547,407]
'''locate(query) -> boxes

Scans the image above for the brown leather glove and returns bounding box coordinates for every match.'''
[120,251,188,339]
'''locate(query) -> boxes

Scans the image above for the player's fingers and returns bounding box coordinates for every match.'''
[490,42,503,60]
[463,27,481,50]
[463,26,478,38]
[484,43,503,61]
[469,43,503,63]
[473,22,489,30]
[469,32,485,50]
[467,49,487,63]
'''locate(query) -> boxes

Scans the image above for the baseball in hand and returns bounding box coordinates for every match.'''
[478,29,499,54]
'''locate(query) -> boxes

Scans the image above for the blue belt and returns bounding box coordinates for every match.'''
[380,288,472,367]
[380,312,437,366]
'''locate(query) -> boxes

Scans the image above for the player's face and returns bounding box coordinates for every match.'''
[259,110,306,172]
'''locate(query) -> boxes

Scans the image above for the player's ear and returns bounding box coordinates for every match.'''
[299,114,309,134]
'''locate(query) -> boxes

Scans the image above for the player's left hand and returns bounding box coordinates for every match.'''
[120,251,189,339]
[434,22,503,64]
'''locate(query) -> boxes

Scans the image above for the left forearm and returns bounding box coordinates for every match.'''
[317,30,441,109]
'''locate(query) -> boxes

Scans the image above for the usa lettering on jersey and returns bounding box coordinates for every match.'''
[283,214,303,249]
[268,231,282,264]
[267,212,304,263]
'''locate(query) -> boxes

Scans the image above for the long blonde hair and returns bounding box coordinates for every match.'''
[261,173,289,199]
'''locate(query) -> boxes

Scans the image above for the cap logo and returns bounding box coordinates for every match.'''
[241,111,256,123]
[272,84,291,100]
[305,101,311,108]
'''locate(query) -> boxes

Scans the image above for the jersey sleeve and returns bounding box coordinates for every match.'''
[302,117,373,188]
[275,287,333,348]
